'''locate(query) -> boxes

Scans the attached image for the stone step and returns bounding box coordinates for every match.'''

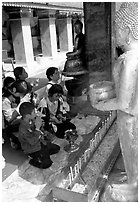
[51,122,120,202]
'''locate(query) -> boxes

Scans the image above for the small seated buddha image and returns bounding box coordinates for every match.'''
[63,19,87,75]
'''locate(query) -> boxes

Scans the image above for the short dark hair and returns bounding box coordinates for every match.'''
[19,102,34,117]
[48,84,63,97]
[3,76,15,88]
[74,19,83,29]
[11,80,29,95]
[46,67,58,81]
[14,67,24,79]
[2,77,15,97]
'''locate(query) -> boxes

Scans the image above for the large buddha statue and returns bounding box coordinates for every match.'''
[93,2,138,201]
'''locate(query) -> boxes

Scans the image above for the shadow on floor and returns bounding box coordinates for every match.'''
[2,132,28,181]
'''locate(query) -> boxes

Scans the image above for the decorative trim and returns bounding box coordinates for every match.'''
[2,2,83,13]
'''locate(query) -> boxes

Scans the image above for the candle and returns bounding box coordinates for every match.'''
[97,131,100,142]
[69,172,72,185]
[90,139,93,150]
[110,112,112,123]
[79,158,82,169]
[102,121,104,136]
[87,148,91,158]
[90,139,93,151]
[105,119,107,131]
[70,166,74,180]
[102,120,105,135]
[92,139,95,149]
[95,133,98,145]
[82,154,85,163]
[77,161,80,174]
[107,117,109,129]
[84,151,86,163]
[74,165,77,177]
[84,150,88,162]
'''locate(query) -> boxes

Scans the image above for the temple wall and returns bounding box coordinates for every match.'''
[84,2,122,82]
[84,2,112,75]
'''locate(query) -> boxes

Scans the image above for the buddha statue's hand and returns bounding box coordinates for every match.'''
[94,101,107,111]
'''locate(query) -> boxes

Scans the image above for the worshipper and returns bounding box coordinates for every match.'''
[46,67,61,91]
[2,76,15,97]
[94,2,138,201]
[2,76,18,148]
[13,66,38,105]
[2,80,31,150]
[45,66,73,95]
[38,84,76,139]
[45,67,71,114]
[14,66,32,90]
[18,102,60,169]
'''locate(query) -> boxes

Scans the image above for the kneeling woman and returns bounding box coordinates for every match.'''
[38,84,76,138]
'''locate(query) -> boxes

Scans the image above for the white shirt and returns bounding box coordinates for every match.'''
[46,97,58,117]
[15,93,31,114]
[2,97,16,122]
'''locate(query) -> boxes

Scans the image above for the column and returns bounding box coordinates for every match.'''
[10,8,34,66]
[80,15,85,34]
[58,15,73,52]
[39,10,57,57]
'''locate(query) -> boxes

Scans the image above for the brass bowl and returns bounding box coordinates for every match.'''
[89,81,116,106]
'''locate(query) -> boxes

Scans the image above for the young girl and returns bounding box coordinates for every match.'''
[13,66,37,105]
[46,67,71,114]
[2,77,21,149]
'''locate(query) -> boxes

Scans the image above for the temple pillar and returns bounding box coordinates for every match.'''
[10,8,34,68]
[58,16,73,52]
[80,15,85,34]
[39,10,57,57]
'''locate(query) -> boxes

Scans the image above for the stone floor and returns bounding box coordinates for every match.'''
[2,95,125,202]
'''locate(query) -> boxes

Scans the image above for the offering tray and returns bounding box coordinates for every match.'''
[52,111,119,202]
[89,80,116,105]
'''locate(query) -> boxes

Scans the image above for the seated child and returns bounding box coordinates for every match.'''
[46,67,71,114]
[2,76,15,97]
[38,84,76,139]
[18,102,60,169]
[2,80,31,150]
[46,67,61,92]
[14,66,32,91]
[2,77,17,146]
[2,77,21,149]
[13,66,37,105]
